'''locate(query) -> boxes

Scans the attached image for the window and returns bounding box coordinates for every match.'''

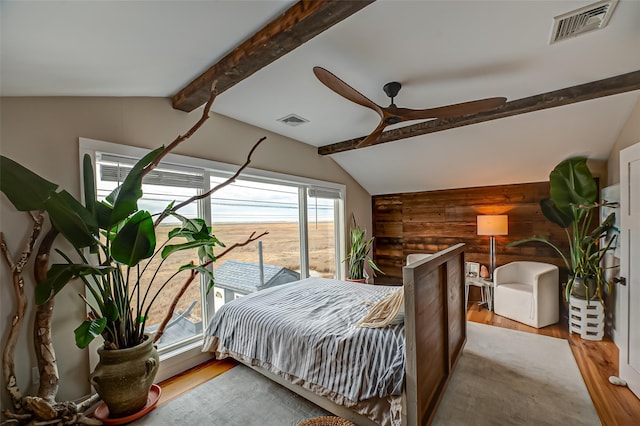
[80,138,345,379]
[307,188,341,279]
[210,176,302,279]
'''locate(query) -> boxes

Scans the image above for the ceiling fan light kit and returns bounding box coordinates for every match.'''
[313,66,506,148]
[383,81,401,99]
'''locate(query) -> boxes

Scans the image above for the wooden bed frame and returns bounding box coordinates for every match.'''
[241,243,466,426]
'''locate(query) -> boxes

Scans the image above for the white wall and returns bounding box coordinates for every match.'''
[608,97,640,185]
[0,97,372,409]
[606,96,640,342]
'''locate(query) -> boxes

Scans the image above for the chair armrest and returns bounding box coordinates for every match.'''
[531,266,559,295]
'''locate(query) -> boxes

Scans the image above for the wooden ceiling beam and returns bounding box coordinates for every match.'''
[172,0,375,112]
[318,69,640,156]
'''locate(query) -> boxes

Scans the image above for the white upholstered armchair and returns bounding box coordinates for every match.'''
[493,261,559,329]
[406,253,431,265]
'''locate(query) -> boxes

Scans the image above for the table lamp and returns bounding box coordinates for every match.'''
[477,215,508,279]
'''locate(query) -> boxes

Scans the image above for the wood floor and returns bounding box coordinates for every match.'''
[158,304,640,425]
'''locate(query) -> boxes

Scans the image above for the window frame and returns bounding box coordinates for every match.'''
[79,137,346,381]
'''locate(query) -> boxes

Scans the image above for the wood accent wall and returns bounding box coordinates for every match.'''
[372,182,571,286]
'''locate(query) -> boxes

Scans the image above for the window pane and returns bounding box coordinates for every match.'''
[307,194,337,279]
[95,158,204,352]
[210,176,301,309]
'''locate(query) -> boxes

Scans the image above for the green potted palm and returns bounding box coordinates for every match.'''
[343,215,383,283]
[509,157,616,303]
[0,92,266,420]
[1,151,218,418]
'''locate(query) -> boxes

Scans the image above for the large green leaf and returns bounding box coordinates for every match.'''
[103,298,120,322]
[585,212,615,244]
[82,154,96,217]
[44,190,97,248]
[35,263,113,304]
[161,239,221,259]
[168,218,211,241]
[106,147,164,226]
[549,157,597,214]
[82,156,100,253]
[165,216,223,260]
[111,210,156,266]
[540,198,572,228]
[507,236,571,272]
[74,318,107,349]
[95,201,114,230]
[0,155,58,211]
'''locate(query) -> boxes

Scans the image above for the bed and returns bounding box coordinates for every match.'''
[203,243,466,426]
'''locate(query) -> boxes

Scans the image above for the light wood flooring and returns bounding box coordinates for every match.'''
[158,304,640,425]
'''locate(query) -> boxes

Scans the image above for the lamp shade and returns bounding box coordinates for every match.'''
[477,215,508,236]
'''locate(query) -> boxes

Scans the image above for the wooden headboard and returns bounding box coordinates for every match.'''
[402,243,466,425]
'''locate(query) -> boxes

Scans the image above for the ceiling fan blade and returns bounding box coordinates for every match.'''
[313,67,383,117]
[356,121,387,149]
[394,97,507,121]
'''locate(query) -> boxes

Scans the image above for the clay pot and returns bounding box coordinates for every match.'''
[570,275,598,300]
[90,335,159,418]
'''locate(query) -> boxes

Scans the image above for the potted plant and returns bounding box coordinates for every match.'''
[0,90,267,420]
[509,157,616,302]
[343,215,383,283]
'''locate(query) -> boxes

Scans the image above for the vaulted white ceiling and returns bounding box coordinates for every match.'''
[2,0,639,195]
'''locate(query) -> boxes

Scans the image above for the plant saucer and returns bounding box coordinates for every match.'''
[93,384,161,425]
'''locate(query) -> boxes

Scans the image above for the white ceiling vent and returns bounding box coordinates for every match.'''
[550,0,618,44]
[277,114,309,127]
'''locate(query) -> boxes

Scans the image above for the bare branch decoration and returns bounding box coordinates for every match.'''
[153,136,267,226]
[142,81,218,177]
[1,212,44,411]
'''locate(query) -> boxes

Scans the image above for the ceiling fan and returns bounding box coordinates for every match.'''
[313,66,507,148]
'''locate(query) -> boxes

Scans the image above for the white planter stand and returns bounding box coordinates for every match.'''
[568,296,604,341]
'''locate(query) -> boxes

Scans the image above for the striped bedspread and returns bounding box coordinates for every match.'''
[202,277,405,404]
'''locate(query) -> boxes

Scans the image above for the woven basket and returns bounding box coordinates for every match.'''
[297,416,356,426]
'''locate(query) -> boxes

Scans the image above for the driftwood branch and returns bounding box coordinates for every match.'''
[153,230,268,343]
[75,393,100,413]
[154,136,267,226]
[1,397,102,425]
[142,82,218,177]
[214,231,269,261]
[32,229,60,404]
[1,212,44,411]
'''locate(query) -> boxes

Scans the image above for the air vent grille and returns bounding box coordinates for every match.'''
[550,0,618,44]
[277,114,309,127]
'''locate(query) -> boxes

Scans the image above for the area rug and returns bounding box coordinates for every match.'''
[132,363,330,426]
[433,322,600,425]
[133,322,599,425]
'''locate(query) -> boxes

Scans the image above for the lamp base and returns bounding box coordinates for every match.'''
[488,235,496,280]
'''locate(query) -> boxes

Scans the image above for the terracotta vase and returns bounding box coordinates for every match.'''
[346,278,367,284]
[90,335,159,418]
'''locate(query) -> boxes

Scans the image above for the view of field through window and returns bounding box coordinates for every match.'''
[95,155,339,350]
[146,221,336,331]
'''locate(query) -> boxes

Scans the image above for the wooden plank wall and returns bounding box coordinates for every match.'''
[372,181,571,286]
